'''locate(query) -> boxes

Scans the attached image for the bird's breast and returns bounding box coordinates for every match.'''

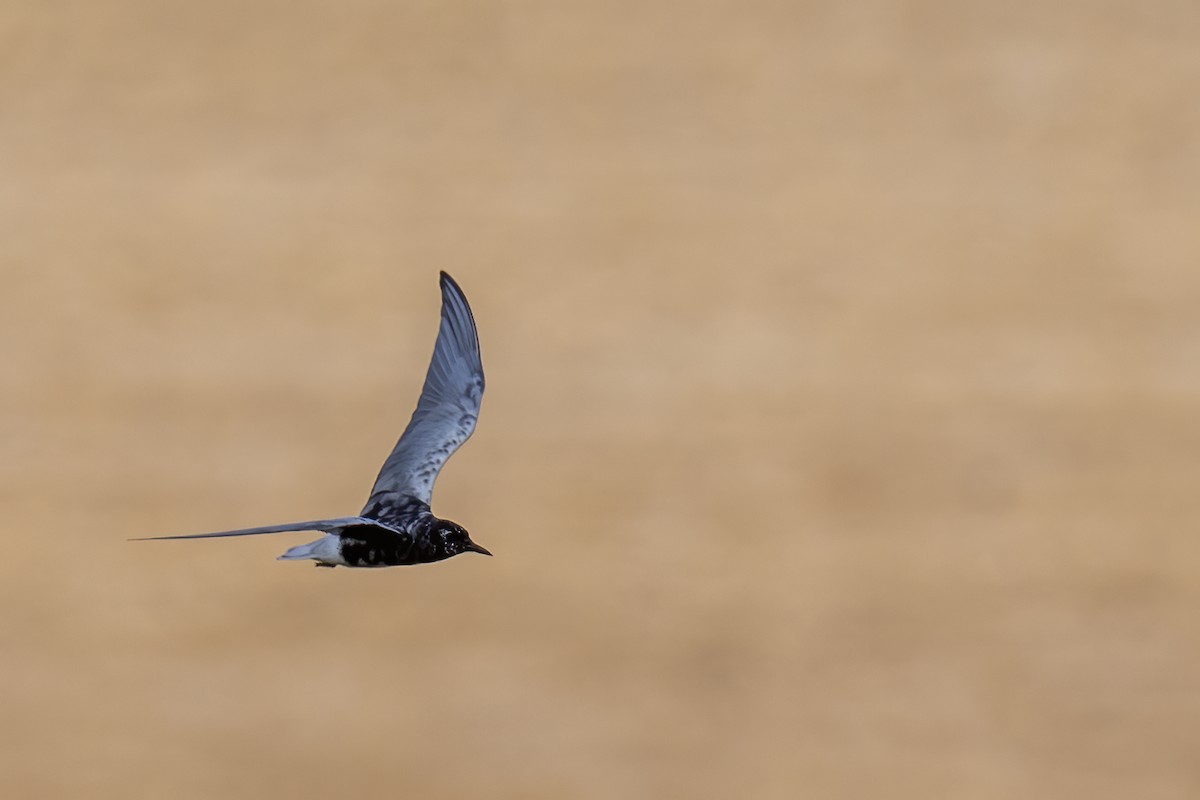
[335,525,417,568]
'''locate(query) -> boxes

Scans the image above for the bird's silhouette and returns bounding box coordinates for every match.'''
[134,272,491,568]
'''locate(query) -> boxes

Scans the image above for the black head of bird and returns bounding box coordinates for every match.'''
[432,520,492,561]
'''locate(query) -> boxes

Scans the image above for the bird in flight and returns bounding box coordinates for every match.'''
[135,272,491,568]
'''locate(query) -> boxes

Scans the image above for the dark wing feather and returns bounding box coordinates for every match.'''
[363,272,484,514]
[131,517,369,541]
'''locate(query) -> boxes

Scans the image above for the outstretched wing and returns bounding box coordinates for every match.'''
[363,272,485,514]
[131,517,369,541]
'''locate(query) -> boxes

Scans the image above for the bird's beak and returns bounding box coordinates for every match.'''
[466,541,493,557]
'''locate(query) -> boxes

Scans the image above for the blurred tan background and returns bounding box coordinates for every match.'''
[2,1,1199,798]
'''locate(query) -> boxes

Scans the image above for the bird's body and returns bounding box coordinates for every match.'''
[278,501,481,568]
[135,272,491,568]
[279,520,462,569]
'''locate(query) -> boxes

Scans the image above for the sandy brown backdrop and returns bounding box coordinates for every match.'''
[2,2,1199,798]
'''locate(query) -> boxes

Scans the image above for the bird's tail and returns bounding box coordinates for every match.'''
[277,536,340,563]
[278,540,318,560]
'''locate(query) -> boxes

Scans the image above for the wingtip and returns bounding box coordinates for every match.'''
[437,271,475,331]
